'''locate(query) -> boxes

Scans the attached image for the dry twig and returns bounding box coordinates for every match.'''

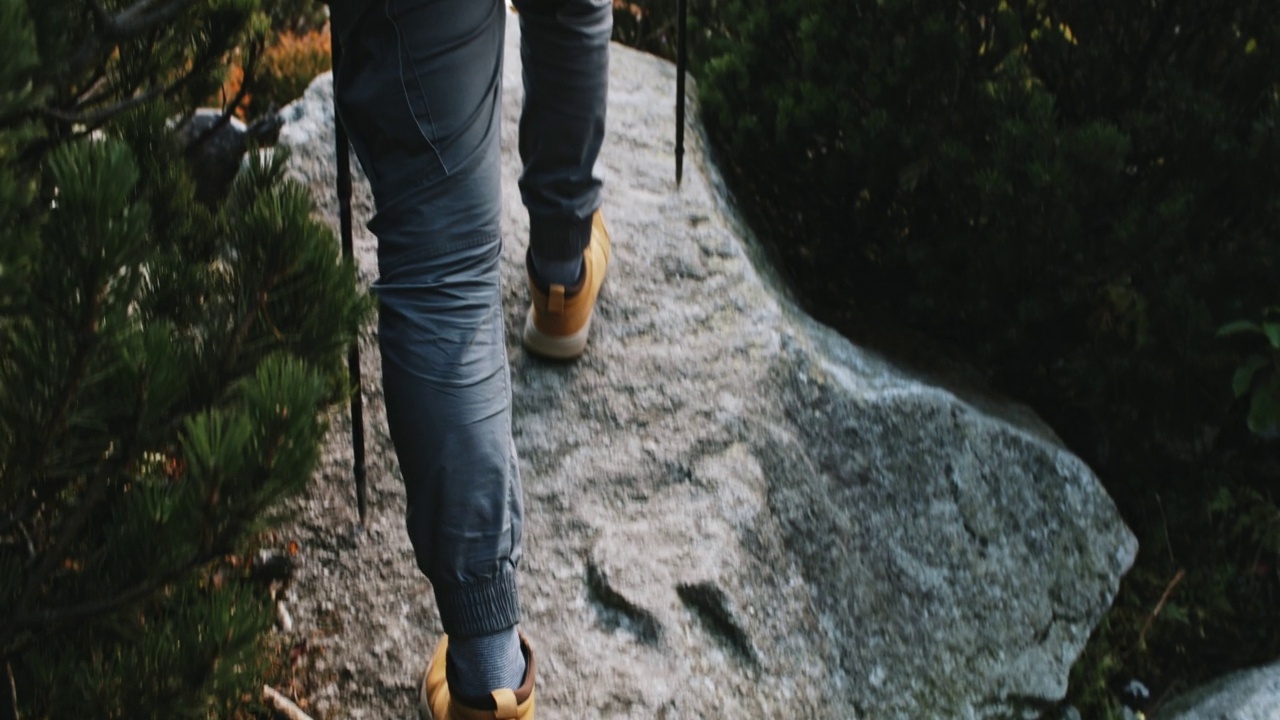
[262,685,315,720]
[5,660,19,720]
[1138,567,1186,648]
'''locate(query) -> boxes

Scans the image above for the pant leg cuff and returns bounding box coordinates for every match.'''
[529,214,594,262]
[434,569,522,639]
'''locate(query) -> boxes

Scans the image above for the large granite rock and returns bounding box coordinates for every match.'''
[1155,660,1280,720]
[274,15,1137,719]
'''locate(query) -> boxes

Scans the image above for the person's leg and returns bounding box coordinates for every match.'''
[515,0,614,361]
[329,0,529,705]
[515,0,611,280]
[379,243,527,704]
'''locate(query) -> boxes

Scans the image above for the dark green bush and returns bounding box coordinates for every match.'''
[686,0,1280,714]
[0,0,369,716]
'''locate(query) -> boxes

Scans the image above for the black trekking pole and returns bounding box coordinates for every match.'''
[675,0,688,187]
[331,35,368,525]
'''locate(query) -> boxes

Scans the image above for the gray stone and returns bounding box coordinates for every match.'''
[1155,660,1280,720]
[275,16,1137,719]
[178,108,281,205]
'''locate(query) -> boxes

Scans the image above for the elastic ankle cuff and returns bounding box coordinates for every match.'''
[434,570,522,639]
[529,214,593,262]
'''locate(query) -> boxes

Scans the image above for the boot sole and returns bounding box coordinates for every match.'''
[522,307,592,360]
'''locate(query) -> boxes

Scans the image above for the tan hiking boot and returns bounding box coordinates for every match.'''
[419,634,536,720]
[522,210,611,360]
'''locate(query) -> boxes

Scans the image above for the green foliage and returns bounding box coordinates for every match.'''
[265,0,328,35]
[612,0,682,61]
[684,0,1280,713]
[1066,613,1126,719]
[0,0,41,306]
[0,1,371,716]
[1220,307,1280,439]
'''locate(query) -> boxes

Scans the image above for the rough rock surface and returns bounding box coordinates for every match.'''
[274,17,1137,719]
[1154,660,1280,720]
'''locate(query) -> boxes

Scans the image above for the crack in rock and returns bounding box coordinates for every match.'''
[585,560,662,644]
[676,581,758,667]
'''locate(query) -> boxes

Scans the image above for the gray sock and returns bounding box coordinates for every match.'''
[531,253,584,288]
[446,626,525,699]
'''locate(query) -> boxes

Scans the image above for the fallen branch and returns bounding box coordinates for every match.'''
[1138,567,1186,648]
[262,685,315,720]
[6,660,19,720]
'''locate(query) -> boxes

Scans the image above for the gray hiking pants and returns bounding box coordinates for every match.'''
[329,0,610,638]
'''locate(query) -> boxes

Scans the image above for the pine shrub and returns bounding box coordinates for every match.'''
[217,24,332,121]
[0,0,369,716]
